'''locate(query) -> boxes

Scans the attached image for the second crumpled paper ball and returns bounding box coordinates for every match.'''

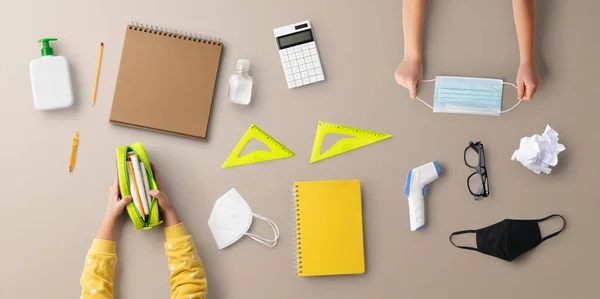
[511,125,566,174]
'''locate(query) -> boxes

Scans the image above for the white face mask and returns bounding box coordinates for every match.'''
[208,188,280,249]
[414,76,522,116]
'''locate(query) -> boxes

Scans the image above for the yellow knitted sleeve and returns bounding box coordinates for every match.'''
[80,239,117,299]
[165,223,208,299]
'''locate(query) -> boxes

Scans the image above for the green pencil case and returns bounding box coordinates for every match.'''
[116,142,162,230]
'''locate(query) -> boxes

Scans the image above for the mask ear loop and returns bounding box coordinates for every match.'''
[413,79,523,114]
[500,82,522,114]
[538,214,566,242]
[414,79,436,110]
[245,213,280,247]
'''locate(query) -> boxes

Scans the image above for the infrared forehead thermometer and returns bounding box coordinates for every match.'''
[404,161,442,231]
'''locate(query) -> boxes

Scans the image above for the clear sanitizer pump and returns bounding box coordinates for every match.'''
[29,38,74,110]
[228,59,253,105]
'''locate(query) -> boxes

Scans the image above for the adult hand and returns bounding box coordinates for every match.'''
[516,62,541,100]
[394,57,423,98]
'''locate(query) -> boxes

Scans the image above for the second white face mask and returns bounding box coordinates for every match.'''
[208,188,280,249]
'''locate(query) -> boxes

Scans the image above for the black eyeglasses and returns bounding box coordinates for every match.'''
[464,141,489,200]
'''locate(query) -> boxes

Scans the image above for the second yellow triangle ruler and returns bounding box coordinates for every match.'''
[310,121,392,163]
[222,124,295,168]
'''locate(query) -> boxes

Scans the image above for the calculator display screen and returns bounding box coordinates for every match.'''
[278,30,314,49]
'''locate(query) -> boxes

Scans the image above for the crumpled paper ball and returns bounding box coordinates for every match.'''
[511,125,566,174]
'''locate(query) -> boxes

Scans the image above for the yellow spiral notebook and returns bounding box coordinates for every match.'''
[294,179,365,276]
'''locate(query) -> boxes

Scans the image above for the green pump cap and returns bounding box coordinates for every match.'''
[38,38,58,56]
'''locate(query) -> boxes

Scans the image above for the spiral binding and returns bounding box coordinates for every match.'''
[129,22,222,46]
[292,184,302,275]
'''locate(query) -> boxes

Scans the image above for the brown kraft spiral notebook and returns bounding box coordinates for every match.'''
[110,23,223,139]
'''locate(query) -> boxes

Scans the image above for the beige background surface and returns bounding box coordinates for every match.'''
[0,0,598,298]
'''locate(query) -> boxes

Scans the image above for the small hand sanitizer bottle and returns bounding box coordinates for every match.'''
[228,59,253,105]
[29,38,74,110]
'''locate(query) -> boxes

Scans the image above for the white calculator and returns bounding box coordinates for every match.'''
[274,20,325,89]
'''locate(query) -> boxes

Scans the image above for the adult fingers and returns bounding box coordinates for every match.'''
[524,82,538,100]
[408,80,418,98]
[517,81,525,100]
[394,71,404,85]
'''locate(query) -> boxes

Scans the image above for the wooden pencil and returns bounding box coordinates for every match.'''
[128,159,146,216]
[91,42,104,106]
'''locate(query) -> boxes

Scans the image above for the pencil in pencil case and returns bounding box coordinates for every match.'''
[116,142,162,230]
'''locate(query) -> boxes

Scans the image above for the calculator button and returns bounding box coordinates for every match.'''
[309,76,317,83]
[308,69,316,76]
[282,62,291,69]
[294,46,302,52]
[311,55,320,62]
[315,67,323,75]
[301,44,309,50]
[306,63,314,70]
[288,81,296,88]
[296,58,304,65]
[292,67,300,73]
[303,78,310,85]
[304,56,312,63]
[317,74,325,81]
[288,53,296,60]
[286,74,295,82]
[290,60,298,67]
[280,49,288,55]
[310,48,318,55]
[301,71,309,78]
[308,42,316,49]
[284,68,293,75]
[299,65,307,72]
[296,51,304,58]
[302,50,311,57]
[294,73,302,80]
[295,79,304,86]
[313,60,321,68]
[281,56,289,63]
[287,48,296,55]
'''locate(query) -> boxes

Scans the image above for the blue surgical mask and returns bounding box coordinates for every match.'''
[414,76,521,116]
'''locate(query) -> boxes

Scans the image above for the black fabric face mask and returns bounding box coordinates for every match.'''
[449,214,566,262]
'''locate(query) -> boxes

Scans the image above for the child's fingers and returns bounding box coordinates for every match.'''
[149,190,166,203]
[117,196,132,211]
[150,163,163,190]
[109,178,119,198]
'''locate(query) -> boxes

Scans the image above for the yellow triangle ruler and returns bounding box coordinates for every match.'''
[222,124,295,168]
[310,121,392,163]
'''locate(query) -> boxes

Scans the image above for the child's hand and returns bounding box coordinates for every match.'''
[148,164,181,226]
[105,179,132,221]
[148,164,174,213]
[394,57,423,98]
[516,62,541,100]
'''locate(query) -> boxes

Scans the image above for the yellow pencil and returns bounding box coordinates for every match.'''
[128,159,147,217]
[69,131,79,172]
[91,42,104,106]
